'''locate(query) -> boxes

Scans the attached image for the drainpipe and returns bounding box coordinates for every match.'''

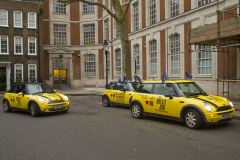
[38,8,43,82]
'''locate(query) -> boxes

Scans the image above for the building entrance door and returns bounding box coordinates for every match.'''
[54,69,67,84]
[0,67,6,91]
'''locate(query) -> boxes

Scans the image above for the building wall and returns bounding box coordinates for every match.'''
[42,0,240,98]
[0,0,43,90]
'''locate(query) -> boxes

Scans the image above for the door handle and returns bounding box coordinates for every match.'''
[150,97,155,99]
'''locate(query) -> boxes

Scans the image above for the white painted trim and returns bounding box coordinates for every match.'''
[0,9,8,27]
[28,12,37,29]
[14,64,23,82]
[14,36,23,55]
[0,36,9,54]
[28,64,37,82]
[13,11,22,28]
[28,37,37,55]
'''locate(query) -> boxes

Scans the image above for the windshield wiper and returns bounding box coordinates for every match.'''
[33,92,43,94]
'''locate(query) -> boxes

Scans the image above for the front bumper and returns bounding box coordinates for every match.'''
[203,109,235,125]
[39,101,70,112]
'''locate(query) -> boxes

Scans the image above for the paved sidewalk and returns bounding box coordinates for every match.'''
[0,87,239,119]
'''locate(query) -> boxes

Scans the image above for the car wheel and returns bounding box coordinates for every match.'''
[185,109,202,129]
[102,96,110,107]
[131,103,143,119]
[3,100,11,112]
[30,103,40,117]
[62,109,68,113]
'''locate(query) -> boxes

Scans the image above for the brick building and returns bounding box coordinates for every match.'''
[43,0,240,98]
[0,0,44,91]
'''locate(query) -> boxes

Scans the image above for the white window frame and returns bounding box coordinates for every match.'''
[115,49,121,76]
[28,37,37,55]
[170,34,180,75]
[14,36,23,55]
[83,0,95,14]
[83,24,95,45]
[0,9,8,27]
[0,36,8,54]
[15,64,23,82]
[198,0,212,7]
[53,24,67,45]
[84,54,96,77]
[105,0,109,7]
[150,40,157,75]
[104,19,109,41]
[133,2,139,31]
[28,64,37,82]
[134,44,140,75]
[149,0,156,25]
[198,45,212,74]
[115,20,120,38]
[53,0,66,14]
[28,12,36,28]
[14,11,22,28]
[170,0,179,17]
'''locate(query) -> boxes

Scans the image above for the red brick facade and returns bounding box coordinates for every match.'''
[142,0,146,28]
[73,51,81,80]
[99,49,104,79]
[160,0,165,21]
[160,30,166,76]
[184,0,191,12]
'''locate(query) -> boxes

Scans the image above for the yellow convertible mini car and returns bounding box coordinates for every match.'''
[102,81,141,107]
[130,80,235,129]
[2,83,70,117]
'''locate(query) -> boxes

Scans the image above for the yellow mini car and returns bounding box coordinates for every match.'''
[130,80,235,129]
[2,83,70,117]
[102,81,141,107]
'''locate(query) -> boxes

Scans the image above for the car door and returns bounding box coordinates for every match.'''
[15,85,28,109]
[10,85,21,108]
[106,83,117,103]
[115,83,126,104]
[151,83,178,117]
[136,83,154,113]
[123,82,141,105]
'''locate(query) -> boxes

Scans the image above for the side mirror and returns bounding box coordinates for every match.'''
[120,88,127,93]
[54,90,56,93]
[18,92,23,96]
[164,93,173,99]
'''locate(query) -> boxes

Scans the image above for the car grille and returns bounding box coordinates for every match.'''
[216,105,232,112]
[48,100,65,104]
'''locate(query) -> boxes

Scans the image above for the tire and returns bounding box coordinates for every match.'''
[30,103,40,117]
[131,103,143,119]
[102,96,110,107]
[62,109,68,113]
[184,109,202,129]
[3,100,11,112]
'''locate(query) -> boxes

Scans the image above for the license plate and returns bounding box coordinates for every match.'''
[53,106,63,109]
[221,114,231,119]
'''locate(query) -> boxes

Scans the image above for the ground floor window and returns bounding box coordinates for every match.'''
[29,64,37,82]
[198,45,212,74]
[84,54,96,76]
[15,64,23,82]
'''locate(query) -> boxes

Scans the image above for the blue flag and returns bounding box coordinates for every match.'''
[118,75,121,83]
[137,75,141,82]
[185,72,193,79]
[122,75,126,83]
[162,71,167,83]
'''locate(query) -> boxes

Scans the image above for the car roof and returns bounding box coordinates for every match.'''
[142,80,193,83]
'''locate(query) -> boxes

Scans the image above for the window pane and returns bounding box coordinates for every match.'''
[84,24,95,45]
[170,34,180,74]
[83,0,94,14]
[28,13,36,28]
[53,0,66,13]
[29,38,36,54]
[1,36,8,53]
[84,54,96,76]
[15,37,22,53]
[0,10,8,26]
[53,24,67,45]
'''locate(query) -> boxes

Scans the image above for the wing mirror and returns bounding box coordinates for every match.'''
[18,92,24,97]
[54,90,56,93]
[120,88,127,93]
[164,93,173,99]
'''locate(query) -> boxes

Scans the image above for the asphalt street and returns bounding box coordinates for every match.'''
[0,96,240,160]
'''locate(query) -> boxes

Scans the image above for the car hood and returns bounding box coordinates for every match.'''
[35,93,64,102]
[190,95,229,108]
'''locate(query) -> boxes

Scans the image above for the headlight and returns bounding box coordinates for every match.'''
[64,96,69,101]
[202,102,212,111]
[38,98,45,104]
[227,100,233,107]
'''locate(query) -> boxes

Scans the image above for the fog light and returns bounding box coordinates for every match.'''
[211,114,213,117]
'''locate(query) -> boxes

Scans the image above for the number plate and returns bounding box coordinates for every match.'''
[53,106,63,109]
[221,114,231,119]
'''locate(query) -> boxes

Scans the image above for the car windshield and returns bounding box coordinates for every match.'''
[127,82,142,91]
[28,84,55,94]
[176,82,207,97]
